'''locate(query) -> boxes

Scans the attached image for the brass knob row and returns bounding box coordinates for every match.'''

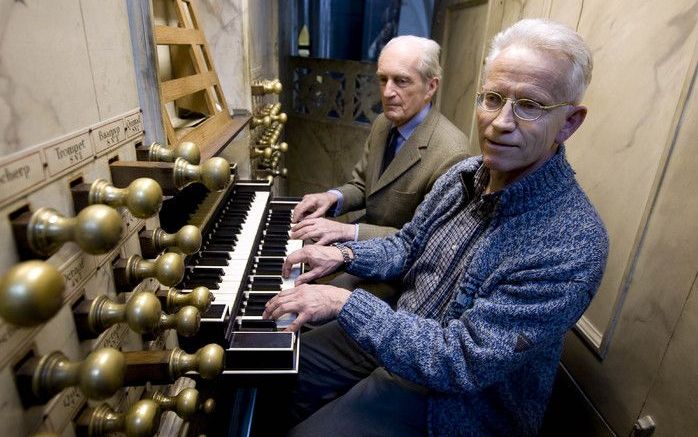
[76,292,201,338]
[76,388,215,437]
[251,142,288,160]
[256,124,284,145]
[258,102,282,116]
[17,344,225,403]
[251,112,287,129]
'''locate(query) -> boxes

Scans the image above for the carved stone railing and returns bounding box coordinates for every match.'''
[288,56,381,127]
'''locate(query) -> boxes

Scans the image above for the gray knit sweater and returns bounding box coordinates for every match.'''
[337,146,608,436]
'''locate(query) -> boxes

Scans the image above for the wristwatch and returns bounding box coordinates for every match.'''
[332,243,353,267]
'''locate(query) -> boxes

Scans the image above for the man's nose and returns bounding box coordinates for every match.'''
[491,100,516,131]
[382,81,396,98]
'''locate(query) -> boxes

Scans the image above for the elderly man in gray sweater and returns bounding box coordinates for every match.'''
[264,19,608,437]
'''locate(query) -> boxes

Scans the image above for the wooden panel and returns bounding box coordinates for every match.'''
[154,25,206,45]
[438,0,489,154]
[177,112,251,161]
[161,71,218,103]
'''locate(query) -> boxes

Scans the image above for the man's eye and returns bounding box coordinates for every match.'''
[484,93,501,104]
[517,100,540,110]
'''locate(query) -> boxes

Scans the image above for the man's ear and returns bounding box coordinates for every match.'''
[425,77,439,100]
[555,105,587,144]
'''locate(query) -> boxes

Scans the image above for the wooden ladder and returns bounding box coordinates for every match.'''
[152,0,247,160]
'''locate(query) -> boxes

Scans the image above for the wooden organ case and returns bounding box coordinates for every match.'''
[0,1,294,436]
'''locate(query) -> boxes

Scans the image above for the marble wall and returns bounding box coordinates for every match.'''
[196,0,252,112]
[286,115,371,197]
[0,0,139,156]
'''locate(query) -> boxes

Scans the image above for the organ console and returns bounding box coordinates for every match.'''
[0,65,294,436]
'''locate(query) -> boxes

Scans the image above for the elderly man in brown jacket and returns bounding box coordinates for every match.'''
[291,35,467,244]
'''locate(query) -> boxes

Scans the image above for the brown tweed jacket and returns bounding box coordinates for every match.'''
[336,106,468,240]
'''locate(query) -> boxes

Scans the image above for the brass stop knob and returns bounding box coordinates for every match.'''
[143,225,202,255]
[270,112,287,124]
[149,387,215,419]
[88,178,163,219]
[77,399,161,437]
[22,348,125,401]
[159,305,201,337]
[173,157,231,191]
[250,147,273,160]
[272,142,288,153]
[25,205,123,256]
[120,252,185,287]
[266,102,282,115]
[122,344,225,385]
[0,261,64,327]
[170,344,225,379]
[251,79,282,95]
[82,292,162,336]
[160,286,214,313]
[149,141,201,165]
[251,115,271,128]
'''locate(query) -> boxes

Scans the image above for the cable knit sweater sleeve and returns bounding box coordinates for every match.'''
[338,256,604,395]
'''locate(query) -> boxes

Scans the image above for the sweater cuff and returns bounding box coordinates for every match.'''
[338,289,379,338]
[342,240,372,274]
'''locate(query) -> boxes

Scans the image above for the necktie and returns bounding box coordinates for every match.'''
[381,127,399,175]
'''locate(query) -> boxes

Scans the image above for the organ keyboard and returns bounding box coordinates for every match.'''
[167,181,303,377]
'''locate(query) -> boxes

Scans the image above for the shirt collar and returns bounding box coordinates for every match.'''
[468,165,500,219]
[394,103,431,141]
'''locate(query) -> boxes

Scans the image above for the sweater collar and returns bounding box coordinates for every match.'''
[461,145,577,217]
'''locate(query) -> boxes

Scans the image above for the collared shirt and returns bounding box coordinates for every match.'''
[328,103,433,240]
[397,165,500,323]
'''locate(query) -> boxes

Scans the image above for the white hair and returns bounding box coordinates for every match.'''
[484,19,593,103]
[380,35,442,81]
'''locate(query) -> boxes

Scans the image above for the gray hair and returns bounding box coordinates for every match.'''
[484,19,593,103]
[381,35,442,82]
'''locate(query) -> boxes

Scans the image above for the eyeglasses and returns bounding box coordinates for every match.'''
[476,90,572,121]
